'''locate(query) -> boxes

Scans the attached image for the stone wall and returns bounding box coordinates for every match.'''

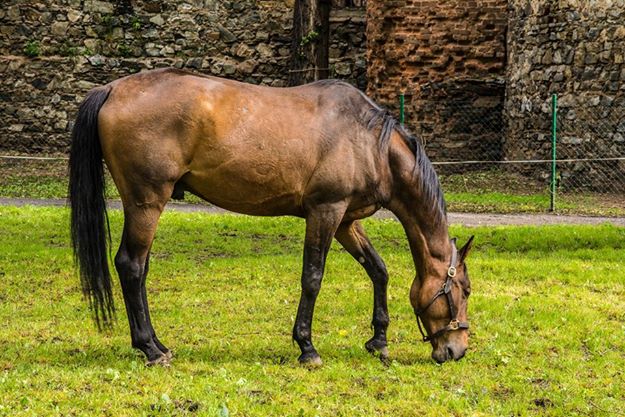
[505,0,625,189]
[0,0,365,154]
[366,0,508,165]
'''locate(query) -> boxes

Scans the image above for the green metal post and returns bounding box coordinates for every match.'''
[550,94,558,212]
[399,93,405,126]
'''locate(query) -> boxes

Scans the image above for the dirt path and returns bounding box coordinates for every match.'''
[1,197,624,227]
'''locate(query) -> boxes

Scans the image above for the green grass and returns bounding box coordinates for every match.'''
[0,159,206,204]
[0,206,624,416]
[440,170,625,216]
[0,159,71,199]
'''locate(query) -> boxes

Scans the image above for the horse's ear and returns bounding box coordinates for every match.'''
[459,235,475,263]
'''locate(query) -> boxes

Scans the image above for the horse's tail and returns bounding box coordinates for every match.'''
[68,86,115,328]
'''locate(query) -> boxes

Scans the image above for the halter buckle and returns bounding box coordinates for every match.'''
[448,266,457,278]
[449,319,460,330]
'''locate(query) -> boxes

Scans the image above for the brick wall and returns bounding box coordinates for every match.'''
[505,0,625,189]
[366,0,508,164]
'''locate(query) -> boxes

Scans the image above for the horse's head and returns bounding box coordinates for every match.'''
[410,236,474,363]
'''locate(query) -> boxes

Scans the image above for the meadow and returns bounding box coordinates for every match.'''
[0,206,624,416]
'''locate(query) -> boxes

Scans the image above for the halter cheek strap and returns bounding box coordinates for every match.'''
[414,241,470,342]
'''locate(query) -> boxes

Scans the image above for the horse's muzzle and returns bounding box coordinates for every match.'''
[432,344,466,363]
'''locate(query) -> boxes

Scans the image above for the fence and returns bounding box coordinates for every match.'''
[403,93,625,215]
[1,92,624,216]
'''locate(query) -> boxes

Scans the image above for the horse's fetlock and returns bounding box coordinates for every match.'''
[131,331,153,349]
[293,325,311,343]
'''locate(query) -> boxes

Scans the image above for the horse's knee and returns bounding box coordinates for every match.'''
[373,264,388,283]
[370,258,388,284]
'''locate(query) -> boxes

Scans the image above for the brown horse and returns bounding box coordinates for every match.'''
[69,68,473,366]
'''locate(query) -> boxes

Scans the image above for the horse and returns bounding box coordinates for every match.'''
[68,68,473,366]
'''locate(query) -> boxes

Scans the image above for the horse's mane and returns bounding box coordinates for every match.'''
[315,80,448,225]
[362,103,447,225]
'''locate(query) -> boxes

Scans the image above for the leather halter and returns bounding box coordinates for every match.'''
[414,241,469,342]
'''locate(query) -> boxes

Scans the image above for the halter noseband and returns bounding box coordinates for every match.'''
[414,241,469,342]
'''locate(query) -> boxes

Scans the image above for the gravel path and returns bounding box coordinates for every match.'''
[1,197,623,227]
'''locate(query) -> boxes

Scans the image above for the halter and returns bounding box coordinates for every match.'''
[414,241,469,342]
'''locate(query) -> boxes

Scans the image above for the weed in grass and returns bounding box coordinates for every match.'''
[0,206,624,415]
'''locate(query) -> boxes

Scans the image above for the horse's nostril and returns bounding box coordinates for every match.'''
[447,347,454,360]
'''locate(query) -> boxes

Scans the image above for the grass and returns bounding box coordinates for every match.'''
[2,159,624,216]
[440,169,625,216]
[0,206,624,416]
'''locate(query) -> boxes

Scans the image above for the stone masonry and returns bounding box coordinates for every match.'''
[365,0,625,187]
[0,0,365,154]
[505,0,625,190]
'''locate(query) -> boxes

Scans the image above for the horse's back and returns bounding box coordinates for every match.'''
[97,69,386,216]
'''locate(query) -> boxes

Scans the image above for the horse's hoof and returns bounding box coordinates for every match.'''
[377,346,390,360]
[365,340,389,361]
[146,354,171,367]
[298,353,323,368]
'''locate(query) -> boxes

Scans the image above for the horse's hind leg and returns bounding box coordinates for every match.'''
[115,201,169,365]
[335,221,390,360]
[141,254,172,359]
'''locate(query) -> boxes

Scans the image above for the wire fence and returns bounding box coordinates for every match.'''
[410,94,625,215]
[1,93,624,216]
[555,102,625,194]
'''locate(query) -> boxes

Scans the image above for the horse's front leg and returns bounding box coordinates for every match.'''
[293,203,347,366]
[335,221,390,361]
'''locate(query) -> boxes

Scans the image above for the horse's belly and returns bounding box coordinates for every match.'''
[181,162,307,216]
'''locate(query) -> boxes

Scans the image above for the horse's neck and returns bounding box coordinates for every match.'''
[391,200,451,278]
[386,136,451,277]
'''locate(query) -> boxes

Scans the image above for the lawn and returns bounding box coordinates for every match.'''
[0,206,624,416]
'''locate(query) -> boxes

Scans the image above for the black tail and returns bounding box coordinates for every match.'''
[68,86,114,328]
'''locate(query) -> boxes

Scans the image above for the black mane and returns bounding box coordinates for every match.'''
[365,107,448,224]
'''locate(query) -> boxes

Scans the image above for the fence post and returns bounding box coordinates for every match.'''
[549,94,558,212]
[399,93,405,126]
